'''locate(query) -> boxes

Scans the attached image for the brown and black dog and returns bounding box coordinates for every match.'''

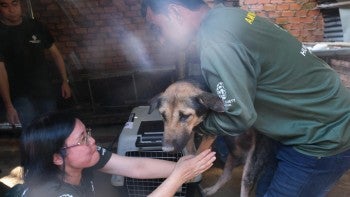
[149,79,275,196]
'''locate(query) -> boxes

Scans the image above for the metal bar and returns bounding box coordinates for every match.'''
[324,26,344,32]
[323,16,341,22]
[26,0,34,19]
[87,79,95,113]
[304,42,350,47]
[324,21,342,27]
[317,1,350,9]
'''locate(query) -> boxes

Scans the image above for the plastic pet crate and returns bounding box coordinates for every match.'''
[111,106,198,197]
[124,151,188,197]
[111,106,165,187]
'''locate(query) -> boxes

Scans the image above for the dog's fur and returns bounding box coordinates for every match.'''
[149,79,275,196]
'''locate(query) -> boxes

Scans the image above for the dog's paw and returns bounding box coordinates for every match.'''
[202,186,219,196]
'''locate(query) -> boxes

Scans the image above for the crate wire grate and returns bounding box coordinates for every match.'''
[125,151,188,197]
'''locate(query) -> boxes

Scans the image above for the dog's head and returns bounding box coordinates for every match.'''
[149,80,225,152]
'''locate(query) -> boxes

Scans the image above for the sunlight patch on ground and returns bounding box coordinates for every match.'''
[0,166,23,188]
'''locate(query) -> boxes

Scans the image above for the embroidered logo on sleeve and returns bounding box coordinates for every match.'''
[300,44,311,56]
[216,82,227,100]
[216,82,236,107]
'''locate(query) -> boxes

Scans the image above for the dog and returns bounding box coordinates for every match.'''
[149,79,275,196]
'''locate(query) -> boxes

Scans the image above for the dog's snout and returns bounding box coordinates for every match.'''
[162,146,175,152]
[162,138,175,152]
[162,132,191,153]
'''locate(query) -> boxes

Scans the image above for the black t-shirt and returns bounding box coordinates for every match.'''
[0,17,55,99]
[22,146,113,197]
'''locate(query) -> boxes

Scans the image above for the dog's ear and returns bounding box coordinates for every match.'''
[148,93,162,114]
[197,92,225,112]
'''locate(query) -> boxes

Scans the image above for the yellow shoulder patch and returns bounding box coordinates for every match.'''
[245,12,256,24]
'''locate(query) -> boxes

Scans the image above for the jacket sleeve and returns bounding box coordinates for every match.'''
[199,42,258,136]
[90,146,112,170]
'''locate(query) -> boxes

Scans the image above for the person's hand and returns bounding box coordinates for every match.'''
[172,149,216,183]
[148,149,216,197]
[61,82,72,99]
[6,105,20,125]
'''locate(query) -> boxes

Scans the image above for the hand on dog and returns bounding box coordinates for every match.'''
[148,150,215,197]
[173,149,216,183]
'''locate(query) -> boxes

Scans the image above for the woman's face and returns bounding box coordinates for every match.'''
[63,119,100,170]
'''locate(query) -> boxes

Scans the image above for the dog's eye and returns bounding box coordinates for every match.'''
[161,112,167,121]
[179,113,190,122]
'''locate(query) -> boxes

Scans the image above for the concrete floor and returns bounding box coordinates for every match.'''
[1,124,350,197]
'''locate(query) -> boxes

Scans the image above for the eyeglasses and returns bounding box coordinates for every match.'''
[61,128,92,150]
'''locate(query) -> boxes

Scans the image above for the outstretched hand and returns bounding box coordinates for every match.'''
[172,149,216,183]
[148,149,216,197]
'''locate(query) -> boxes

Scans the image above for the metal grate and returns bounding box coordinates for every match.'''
[323,9,344,41]
[125,151,187,197]
[317,0,344,41]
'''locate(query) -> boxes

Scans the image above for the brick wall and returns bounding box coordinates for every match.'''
[239,0,324,42]
[16,0,350,117]
[31,0,177,74]
[30,0,325,73]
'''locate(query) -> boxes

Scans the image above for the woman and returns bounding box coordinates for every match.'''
[20,112,216,196]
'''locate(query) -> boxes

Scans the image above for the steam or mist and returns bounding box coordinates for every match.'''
[54,0,153,70]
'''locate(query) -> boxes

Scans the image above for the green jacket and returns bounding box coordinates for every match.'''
[198,5,350,157]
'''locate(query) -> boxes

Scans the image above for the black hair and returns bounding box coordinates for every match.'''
[141,0,206,17]
[21,111,76,187]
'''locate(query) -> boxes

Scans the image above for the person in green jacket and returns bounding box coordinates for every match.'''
[141,0,350,196]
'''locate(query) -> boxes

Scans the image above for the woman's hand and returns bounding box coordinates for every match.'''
[148,149,216,197]
[172,149,216,183]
